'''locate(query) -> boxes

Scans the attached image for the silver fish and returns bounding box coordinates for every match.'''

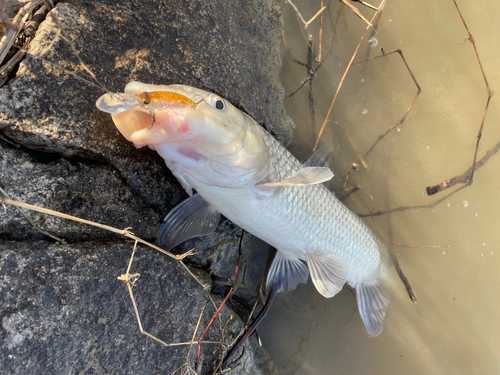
[96,82,392,336]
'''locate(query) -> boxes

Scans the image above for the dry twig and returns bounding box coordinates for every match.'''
[0,187,62,241]
[314,0,386,152]
[286,0,326,29]
[46,13,108,92]
[339,0,373,27]
[361,138,500,218]
[316,1,324,62]
[1,197,182,259]
[1,196,230,373]
[0,0,42,65]
[352,0,378,11]
[195,230,244,373]
[117,242,217,350]
[346,132,369,170]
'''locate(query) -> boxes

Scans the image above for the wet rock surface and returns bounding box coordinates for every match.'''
[0,0,289,373]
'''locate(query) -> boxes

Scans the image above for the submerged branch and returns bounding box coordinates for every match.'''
[222,284,279,370]
[389,245,418,303]
[358,184,468,218]
[426,139,500,195]
[314,0,387,152]
[427,1,493,196]
[353,49,421,159]
[339,0,373,27]
[286,0,326,29]
[377,198,417,303]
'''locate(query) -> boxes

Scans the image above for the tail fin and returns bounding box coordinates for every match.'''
[356,278,390,337]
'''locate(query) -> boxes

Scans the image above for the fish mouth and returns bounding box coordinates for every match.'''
[111,107,178,147]
[96,90,195,147]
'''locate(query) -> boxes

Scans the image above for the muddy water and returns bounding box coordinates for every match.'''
[259,1,500,374]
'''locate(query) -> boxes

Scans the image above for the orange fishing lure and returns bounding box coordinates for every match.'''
[136,91,197,109]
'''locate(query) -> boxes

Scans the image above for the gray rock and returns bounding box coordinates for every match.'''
[0,142,159,242]
[0,0,290,373]
[0,241,276,374]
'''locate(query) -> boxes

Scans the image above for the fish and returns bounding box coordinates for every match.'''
[96,82,392,336]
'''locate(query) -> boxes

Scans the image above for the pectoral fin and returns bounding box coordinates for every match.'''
[266,251,309,294]
[257,167,333,187]
[305,252,348,298]
[156,194,220,249]
[356,279,390,337]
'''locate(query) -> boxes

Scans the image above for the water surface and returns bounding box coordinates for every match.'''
[259,1,500,374]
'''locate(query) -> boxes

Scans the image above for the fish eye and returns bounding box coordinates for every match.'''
[143,99,151,105]
[215,99,224,110]
[208,95,227,110]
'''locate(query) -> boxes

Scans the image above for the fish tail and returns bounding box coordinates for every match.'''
[355,276,390,337]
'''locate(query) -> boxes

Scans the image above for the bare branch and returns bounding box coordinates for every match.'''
[353,49,421,158]
[426,0,494,196]
[314,0,387,151]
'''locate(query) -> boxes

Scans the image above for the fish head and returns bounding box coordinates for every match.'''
[96,82,270,188]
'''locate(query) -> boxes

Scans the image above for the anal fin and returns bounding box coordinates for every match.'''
[356,278,390,337]
[305,252,348,298]
[156,194,220,249]
[266,251,309,294]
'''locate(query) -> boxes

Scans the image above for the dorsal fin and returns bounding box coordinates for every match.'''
[303,144,333,168]
[257,167,333,187]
